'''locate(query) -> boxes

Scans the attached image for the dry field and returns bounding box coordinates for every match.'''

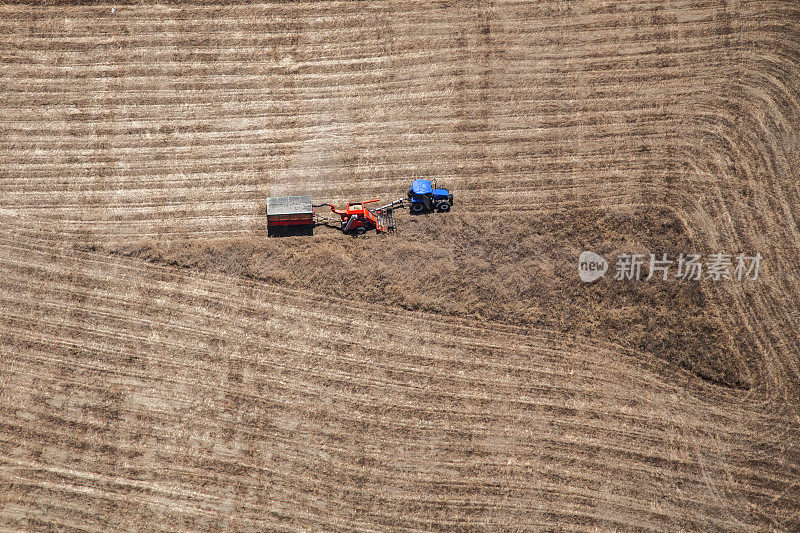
[2,1,800,531]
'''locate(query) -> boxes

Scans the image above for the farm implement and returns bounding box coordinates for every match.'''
[312,199,395,236]
[266,179,452,237]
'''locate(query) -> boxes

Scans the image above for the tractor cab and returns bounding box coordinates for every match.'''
[407,179,453,213]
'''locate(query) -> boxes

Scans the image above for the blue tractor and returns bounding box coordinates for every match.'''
[407,179,453,214]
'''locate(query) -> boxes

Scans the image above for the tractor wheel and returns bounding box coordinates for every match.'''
[353,226,366,236]
[436,202,451,213]
[410,202,425,214]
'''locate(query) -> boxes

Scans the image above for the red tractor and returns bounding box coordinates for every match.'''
[314,199,395,235]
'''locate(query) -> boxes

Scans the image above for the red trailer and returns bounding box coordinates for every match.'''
[266,195,314,237]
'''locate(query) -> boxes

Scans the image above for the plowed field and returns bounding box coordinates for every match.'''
[2,2,799,530]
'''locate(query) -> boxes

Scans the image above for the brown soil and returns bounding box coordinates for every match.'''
[2,1,799,530]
